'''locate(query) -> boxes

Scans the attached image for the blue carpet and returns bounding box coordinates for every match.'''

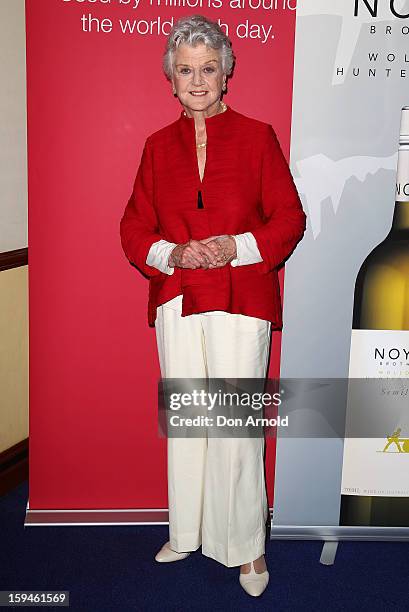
[1,482,408,611]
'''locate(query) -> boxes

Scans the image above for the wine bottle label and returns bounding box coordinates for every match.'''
[396,148,409,202]
[341,329,409,497]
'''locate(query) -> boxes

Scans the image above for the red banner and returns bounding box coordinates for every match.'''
[26,0,297,509]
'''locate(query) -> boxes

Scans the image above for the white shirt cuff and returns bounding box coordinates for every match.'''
[230,232,263,267]
[146,239,177,275]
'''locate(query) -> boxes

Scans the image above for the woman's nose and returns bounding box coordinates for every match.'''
[191,70,204,86]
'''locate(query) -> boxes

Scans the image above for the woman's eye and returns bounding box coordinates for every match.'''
[179,68,190,74]
[204,67,215,73]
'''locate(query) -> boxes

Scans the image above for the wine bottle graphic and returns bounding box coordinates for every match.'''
[339,107,409,527]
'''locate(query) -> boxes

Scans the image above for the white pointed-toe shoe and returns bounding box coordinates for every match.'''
[239,561,269,597]
[155,541,191,563]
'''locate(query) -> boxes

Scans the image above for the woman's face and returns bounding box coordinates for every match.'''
[171,43,225,116]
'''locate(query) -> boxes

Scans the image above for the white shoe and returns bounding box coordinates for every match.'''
[239,560,269,597]
[155,541,191,563]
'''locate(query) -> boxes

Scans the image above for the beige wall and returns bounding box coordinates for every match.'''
[0,267,28,452]
[0,0,28,453]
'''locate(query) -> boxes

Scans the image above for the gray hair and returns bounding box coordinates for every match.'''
[162,14,235,81]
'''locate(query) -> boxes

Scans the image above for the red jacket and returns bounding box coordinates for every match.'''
[120,105,307,327]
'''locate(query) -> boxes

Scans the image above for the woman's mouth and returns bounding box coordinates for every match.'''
[190,91,208,96]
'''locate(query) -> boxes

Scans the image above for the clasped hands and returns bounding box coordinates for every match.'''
[168,235,237,270]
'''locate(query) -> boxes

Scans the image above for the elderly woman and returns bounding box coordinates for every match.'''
[120,14,306,597]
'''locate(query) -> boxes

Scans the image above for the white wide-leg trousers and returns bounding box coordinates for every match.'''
[154,295,272,567]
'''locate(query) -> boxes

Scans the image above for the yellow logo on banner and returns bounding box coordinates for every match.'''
[382,428,409,453]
